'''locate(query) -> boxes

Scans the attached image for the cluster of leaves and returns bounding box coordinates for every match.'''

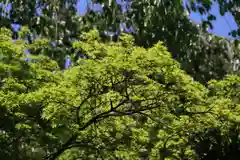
[84,0,240,83]
[1,28,240,159]
[0,27,61,159]
[0,0,81,46]
[1,0,240,83]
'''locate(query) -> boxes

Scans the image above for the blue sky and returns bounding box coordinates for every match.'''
[77,0,238,39]
[189,2,238,39]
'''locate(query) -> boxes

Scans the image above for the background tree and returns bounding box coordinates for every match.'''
[1,0,240,83]
[82,0,240,83]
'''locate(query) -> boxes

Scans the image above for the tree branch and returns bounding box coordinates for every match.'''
[76,95,91,125]
[45,134,78,160]
[45,99,128,159]
[78,99,127,131]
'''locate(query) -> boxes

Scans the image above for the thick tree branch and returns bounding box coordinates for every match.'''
[78,99,127,131]
[45,99,128,159]
[45,134,78,160]
[76,95,91,125]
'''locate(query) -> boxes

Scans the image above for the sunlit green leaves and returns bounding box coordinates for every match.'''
[1,28,240,159]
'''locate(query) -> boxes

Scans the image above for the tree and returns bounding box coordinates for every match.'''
[1,0,240,83]
[0,0,80,42]
[43,30,240,160]
[2,28,240,159]
[0,27,62,159]
[83,0,240,83]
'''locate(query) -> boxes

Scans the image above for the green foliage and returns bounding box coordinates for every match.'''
[1,0,240,83]
[1,27,240,159]
[0,28,61,159]
[80,0,240,83]
[1,0,240,159]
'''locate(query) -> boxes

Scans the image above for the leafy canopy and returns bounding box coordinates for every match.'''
[1,28,240,159]
[1,0,240,83]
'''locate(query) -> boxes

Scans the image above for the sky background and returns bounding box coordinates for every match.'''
[189,2,238,39]
[77,0,238,39]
